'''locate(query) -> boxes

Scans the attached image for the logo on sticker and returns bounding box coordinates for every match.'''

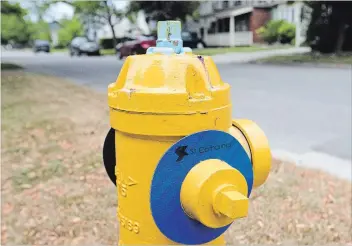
[175,142,233,162]
[175,146,189,162]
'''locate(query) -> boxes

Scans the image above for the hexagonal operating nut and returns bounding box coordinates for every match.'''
[213,189,249,220]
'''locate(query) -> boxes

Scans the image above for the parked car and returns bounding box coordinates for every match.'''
[69,37,100,56]
[115,37,134,55]
[117,36,156,59]
[181,31,206,49]
[33,40,50,53]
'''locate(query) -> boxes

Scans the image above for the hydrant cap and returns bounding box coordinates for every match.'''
[108,21,231,115]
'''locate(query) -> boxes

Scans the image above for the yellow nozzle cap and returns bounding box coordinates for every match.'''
[231,119,272,188]
[180,159,249,228]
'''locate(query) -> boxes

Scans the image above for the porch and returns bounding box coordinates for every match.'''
[200,7,254,47]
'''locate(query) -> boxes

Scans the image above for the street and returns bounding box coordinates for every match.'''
[2,51,352,180]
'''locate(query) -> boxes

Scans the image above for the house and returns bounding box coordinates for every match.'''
[92,10,151,41]
[198,0,306,47]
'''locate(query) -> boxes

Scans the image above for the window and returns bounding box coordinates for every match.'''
[208,21,217,34]
[200,28,205,38]
[217,18,230,33]
[234,1,242,6]
[235,14,250,32]
[181,32,192,41]
[217,19,223,33]
[223,1,229,9]
[72,37,88,46]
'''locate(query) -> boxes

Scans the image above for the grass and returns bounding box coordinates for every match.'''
[100,48,116,56]
[193,45,291,56]
[51,46,289,57]
[1,63,23,70]
[52,48,116,56]
[52,48,118,55]
[1,70,351,245]
[257,53,352,65]
[51,48,67,53]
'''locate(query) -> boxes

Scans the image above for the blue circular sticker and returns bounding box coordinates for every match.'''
[150,130,253,245]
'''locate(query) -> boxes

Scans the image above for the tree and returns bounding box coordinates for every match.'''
[1,1,32,45]
[1,1,26,15]
[72,1,122,47]
[127,1,200,22]
[306,1,352,53]
[58,16,84,47]
[29,20,52,42]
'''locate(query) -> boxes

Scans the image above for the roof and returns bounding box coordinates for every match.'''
[199,1,281,17]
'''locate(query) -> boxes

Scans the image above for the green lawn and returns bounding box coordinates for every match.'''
[257,53,352,64]
[51,46,291,56]
[100,49,115,55]
[51,48,68,53]
[193,45,290,56]
[52,48,116,56]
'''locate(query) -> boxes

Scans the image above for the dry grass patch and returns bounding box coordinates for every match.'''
[226,160,351,245]
[1,71,351,245]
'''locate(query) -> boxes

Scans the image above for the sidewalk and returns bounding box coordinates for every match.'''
[211,47,311,64]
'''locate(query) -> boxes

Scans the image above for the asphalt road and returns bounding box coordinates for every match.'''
[2,51,352,180]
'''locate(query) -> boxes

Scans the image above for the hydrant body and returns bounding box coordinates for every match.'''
[104,21,271,245]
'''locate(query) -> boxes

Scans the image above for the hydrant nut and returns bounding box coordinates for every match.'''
[214,190,249,219]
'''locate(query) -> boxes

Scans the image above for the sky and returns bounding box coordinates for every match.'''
[18,0,128,22]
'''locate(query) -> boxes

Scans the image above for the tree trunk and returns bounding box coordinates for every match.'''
[108,17,118,48]
[335,22,346,55]
[103,0,118,48]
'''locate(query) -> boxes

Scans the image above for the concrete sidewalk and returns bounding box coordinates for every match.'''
[211,47,311,64]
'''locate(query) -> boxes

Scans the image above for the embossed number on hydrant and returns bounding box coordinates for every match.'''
[117,207,140,234]
[116,169,137,197]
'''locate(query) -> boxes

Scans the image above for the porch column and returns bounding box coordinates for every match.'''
[230,15,235,46]
[294,2,303,47]
[204,19,208,42]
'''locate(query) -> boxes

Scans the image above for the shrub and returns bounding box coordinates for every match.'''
[278,22,296,44]
[256,20,284,44]
[256,20,296,44]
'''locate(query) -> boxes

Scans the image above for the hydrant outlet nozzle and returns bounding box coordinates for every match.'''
[180,159,249,229]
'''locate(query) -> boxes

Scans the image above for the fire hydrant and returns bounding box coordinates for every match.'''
[103,21,271,245]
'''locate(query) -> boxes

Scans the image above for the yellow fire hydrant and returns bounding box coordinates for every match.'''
[103,21,271,245]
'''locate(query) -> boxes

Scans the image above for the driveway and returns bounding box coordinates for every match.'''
[2,51,351,180]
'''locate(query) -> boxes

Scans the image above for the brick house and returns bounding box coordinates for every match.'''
[198,0,306,47]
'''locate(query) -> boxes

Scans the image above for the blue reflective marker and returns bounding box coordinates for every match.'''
[150,130,253,245]
[146,21,192,55]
